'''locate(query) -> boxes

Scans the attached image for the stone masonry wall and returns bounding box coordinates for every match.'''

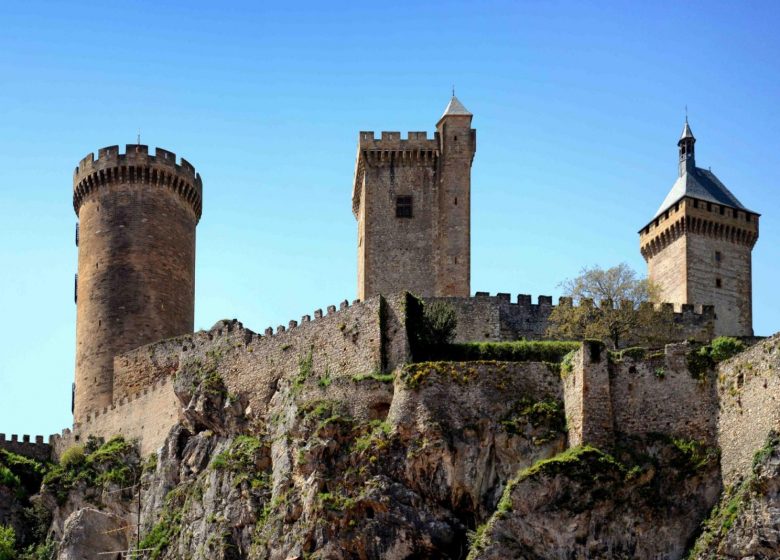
[565,342,720,449]
[717,334,780,484]
[563,342,614,449]
[647,235,688,305]
[73,295,408,454]
[113,337,183,401]
[687,233,753,337]
[54,377,181,458]
[0,434,52,462]
[431,292,714,346]
[609,343,718,445]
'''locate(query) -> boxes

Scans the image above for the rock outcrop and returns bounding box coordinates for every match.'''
[6,336,780,559]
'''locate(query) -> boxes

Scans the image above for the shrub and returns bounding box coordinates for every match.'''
[0,525,15,560]
[0,450,46,495]
[43,436,137,504]
[709,337,745,363]
[0,465,20,490]
[422,340,580,363]
[17,539,56,560]
[59,445,84,469]
[687,337,746,379]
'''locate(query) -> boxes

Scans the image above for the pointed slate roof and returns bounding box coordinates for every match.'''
[652,166,755,220]
[679,121,695,142]
[441,96,472,118]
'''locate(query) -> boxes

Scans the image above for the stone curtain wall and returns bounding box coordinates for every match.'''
[50,378,181,459]
[113,337,184,400]
[717,334,780,484]
[430,293,714,346]
[565,342,719,448]
[178,295,402,420]
[609,344,718,445]
[70,295,406,455]
[0,434,52,462]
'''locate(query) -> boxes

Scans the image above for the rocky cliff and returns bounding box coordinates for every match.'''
[3,334,780,559]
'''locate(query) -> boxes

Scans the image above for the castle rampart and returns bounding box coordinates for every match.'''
[430,292,715,347]
[608,343,718,445]
[565,342,720,449]
[0,433,52,463]
[104,295,409,428]
[716,333,780,484]
[49,377,181,459]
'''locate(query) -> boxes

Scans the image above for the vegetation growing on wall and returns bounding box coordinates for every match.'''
[430,340,580,363]
[687,430,780,557]
[42,436,138,505]
[687,337,746,379]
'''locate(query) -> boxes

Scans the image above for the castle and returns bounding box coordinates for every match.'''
[0,97,765,486]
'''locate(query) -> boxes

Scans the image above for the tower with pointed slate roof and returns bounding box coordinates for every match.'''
[640,121,759,336]
[352,96,476,300]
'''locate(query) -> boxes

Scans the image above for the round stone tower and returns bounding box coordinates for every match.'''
[72,144,202,423]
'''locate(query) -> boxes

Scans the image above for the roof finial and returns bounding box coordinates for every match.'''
[137,129,141,145]
[452,84,455,97]
[685,104,688,124]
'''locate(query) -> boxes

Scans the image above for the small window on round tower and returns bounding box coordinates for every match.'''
[716,278,722,288]
[715,251,722,263]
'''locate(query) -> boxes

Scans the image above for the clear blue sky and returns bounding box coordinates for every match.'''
[1,1,778,436]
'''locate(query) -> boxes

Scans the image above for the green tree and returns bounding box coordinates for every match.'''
[421,300,457,347]
[545,263,675,348]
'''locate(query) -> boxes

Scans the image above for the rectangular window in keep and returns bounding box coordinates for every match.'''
[396,196,413,218]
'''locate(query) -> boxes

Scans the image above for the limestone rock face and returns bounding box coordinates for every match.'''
[689,432,780,559]
[470,441,721,560]
[25,353,780,559]
[57,508,127,560]
[133,358,567,559]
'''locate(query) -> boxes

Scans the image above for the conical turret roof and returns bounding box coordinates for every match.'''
[441,96,472,118]
[679,121,695,142]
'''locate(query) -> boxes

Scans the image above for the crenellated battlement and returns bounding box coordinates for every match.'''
[0,432,53,462]
[430,291,715,345]
[72,145,203,220]
[77,376,172,426]
[358,130,439,148]
[464,292,714,317]
[639,197,759,261]
[356,131,440,168]
[260,298,360,337]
